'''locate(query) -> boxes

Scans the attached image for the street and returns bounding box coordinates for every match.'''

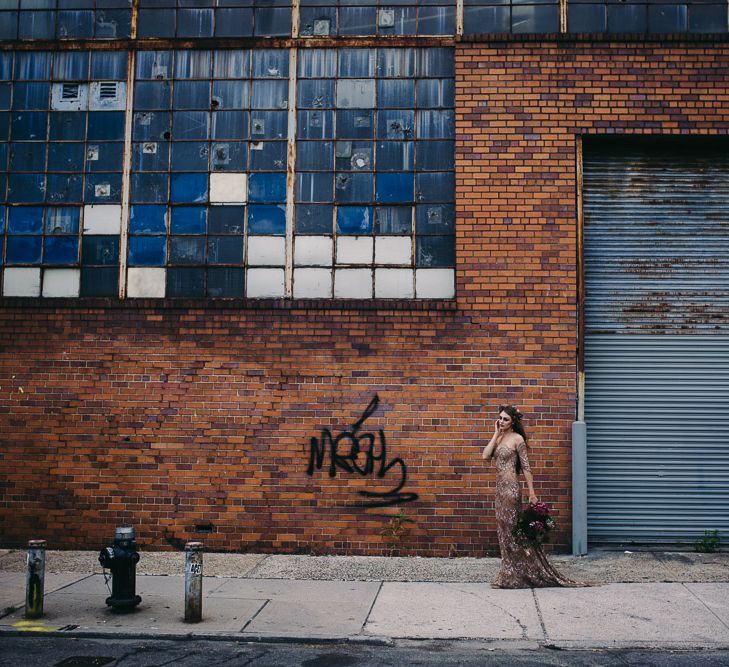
[1,637,728,667]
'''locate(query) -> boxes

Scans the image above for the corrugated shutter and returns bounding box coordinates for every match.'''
[583,139,729,545]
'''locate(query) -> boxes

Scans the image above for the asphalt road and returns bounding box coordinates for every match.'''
[1,637,729,667]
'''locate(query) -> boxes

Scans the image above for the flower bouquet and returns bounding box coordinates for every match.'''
[513,501,555,547]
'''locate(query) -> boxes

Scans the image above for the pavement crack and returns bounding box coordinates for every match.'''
[240,598,270,632]
[531,588,549,644]
[681,583,729,632]
[359,580,384,634]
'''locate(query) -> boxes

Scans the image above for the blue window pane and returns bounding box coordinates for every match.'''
[250,111,287,139]
[383,6,416,35]
[253,6,291,37]
[96,9,132,39]
[48,174,84,203]
[336,110,374,139]
[170,173,208,203]
[418,6,455,35]
[10,142,47,171]
[0,112,9,141]
[0,12,18,41]
[377,49,414,78]
[296,172,333,202]
[300,6,336,37]
[213,50,250,79]
[82,235,120,265]
[86,142,124,173]
[136,51,173,80]
[133,141,170,172]
[251,79,288,110]
[298,49,337,79]
[297,141,334,171]
[84,174,122,203]
[211,111,247,140]
[7,174,46,203]
[248,141,284,171]
[171,206,206,233]
[80,267,117,296]
[378,111,415,140]
[9,206,44,233]
[88,112,126,141]
[337,206,373,235]
[297,110,334,140]
[128,235,166,266]
[247,204,286,235]
[0,54,13,79]
[376,172,414,204]
[212,80,249,110]
[46,207,81,234]
[334,172,373,203]
[377,142,413,171]
[137,9,176,37]
[416,235,454,268]
[251,50,289,78]
[0,83,10,110]
[296,204,332,234]
[171,141,209,171]
[19,12,55,39]
[14,52,51,80]
[58,9,94,37]
[690,5,727,33]
[215,8,254,37]
[207,235,244,263]
[339,49,376,78]
[91,51,128,79]
[167,267,204,297]
[50,112,86,140]
[174,50,212,79]
[339,7,376,36]
[416,48,454,77]
[208,205,244,233]
[177,8,213,37]
[416,140,454,171]
[12,82,50,110]
[53,52,89,80]
[335,141,372,171]
[207,266,243,297]
[376,206,412,234]
[417,110,455,139]
[416,203,455,235]
[212,141,247,171]
[11,112,48,140]
[135,81,172,110]
[47,142,85,172]
[416,172,454,203]
[6,235,42,264]
[172,111,210,140]
[297,79,335,110]
[607,4,647,33]
[568,4,606,33]
[170,236,206,264]
[130,204,167,233]
[0,206,5,234]
[416,79,454,109]
[248,172,286,202]
[131,172,169,203]
[44,235,79,264]
[378,79,415,109]
[173,80,210,110]
[133,111,172,141]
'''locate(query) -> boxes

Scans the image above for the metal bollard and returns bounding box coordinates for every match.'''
[184,542,203,623]
[25,539,46,619]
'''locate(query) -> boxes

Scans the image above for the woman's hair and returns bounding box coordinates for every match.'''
[499,404,528,473]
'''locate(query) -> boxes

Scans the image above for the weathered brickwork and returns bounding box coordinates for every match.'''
[2,40,728,556]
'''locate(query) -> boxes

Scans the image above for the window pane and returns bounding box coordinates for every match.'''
[296,203,332,234]
[170,205,206,233]
[336,205,373,234]
[247,203,286,234]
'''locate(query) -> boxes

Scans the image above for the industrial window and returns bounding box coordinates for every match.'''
[0,51,128,297]
[463,0,560,34]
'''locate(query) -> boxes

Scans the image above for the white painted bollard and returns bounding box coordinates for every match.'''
[184,542,203,623]
[25,539,46,619]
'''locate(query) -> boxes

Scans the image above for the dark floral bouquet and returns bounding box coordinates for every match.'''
[513,501,555,547]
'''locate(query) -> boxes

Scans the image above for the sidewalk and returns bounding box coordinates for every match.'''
[1,549,727,649]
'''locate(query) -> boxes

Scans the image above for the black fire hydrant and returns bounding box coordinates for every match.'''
[98,527,142,611]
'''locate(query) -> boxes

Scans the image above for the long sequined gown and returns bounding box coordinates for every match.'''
[492,441,580,589]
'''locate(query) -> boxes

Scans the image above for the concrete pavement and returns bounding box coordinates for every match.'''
[0,549,727,649]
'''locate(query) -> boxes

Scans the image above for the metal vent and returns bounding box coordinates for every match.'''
[98,82,118,100]
[61,84,80,100]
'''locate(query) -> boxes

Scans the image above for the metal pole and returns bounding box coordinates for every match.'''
[572,421,588,556]
[184,541,203,623]
[25,539,46,619]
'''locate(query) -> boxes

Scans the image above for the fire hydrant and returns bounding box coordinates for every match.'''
[98,527,142,611]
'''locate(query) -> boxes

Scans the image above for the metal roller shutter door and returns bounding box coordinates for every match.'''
[583,139,729,546]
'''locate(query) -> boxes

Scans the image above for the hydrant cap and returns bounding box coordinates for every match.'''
[115,527,135,541]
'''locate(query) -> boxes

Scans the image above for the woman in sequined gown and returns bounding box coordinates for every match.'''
[482,405,580,589]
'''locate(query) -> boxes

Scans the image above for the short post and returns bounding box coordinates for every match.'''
[25,539,46,619]
[184,541,203,623]
[572,421,588,556]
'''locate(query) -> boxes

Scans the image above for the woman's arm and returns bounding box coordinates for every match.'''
[481,421,501,460]
[517,439,538,504]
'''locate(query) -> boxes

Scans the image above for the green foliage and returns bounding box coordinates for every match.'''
[695,530,721,554]
[380,510,415,554]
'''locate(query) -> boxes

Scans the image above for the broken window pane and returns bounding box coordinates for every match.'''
[377,110,414,140]
[334,172,373,203]
[212,80,249,109]
[336,110,374,139]
[416,203,454,235]
[416,235,454,267]
[171,142,209,171]
[298,79,335,109]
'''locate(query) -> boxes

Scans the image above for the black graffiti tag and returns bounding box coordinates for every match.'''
[306,395,418,508]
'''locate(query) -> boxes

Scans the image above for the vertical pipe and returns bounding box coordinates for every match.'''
[456,0,464,36]
[572,421,588,556]
[560,0,568,33]
[118,50,136,299]
[576,135,585,422]
[25,539,46,619]
[284,48,298,297]
[184,541,203,623]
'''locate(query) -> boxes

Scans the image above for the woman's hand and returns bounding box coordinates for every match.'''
[493,420,501,437]
[528,494,538,504]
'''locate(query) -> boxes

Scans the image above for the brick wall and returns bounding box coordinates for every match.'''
[2,39,727,556]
